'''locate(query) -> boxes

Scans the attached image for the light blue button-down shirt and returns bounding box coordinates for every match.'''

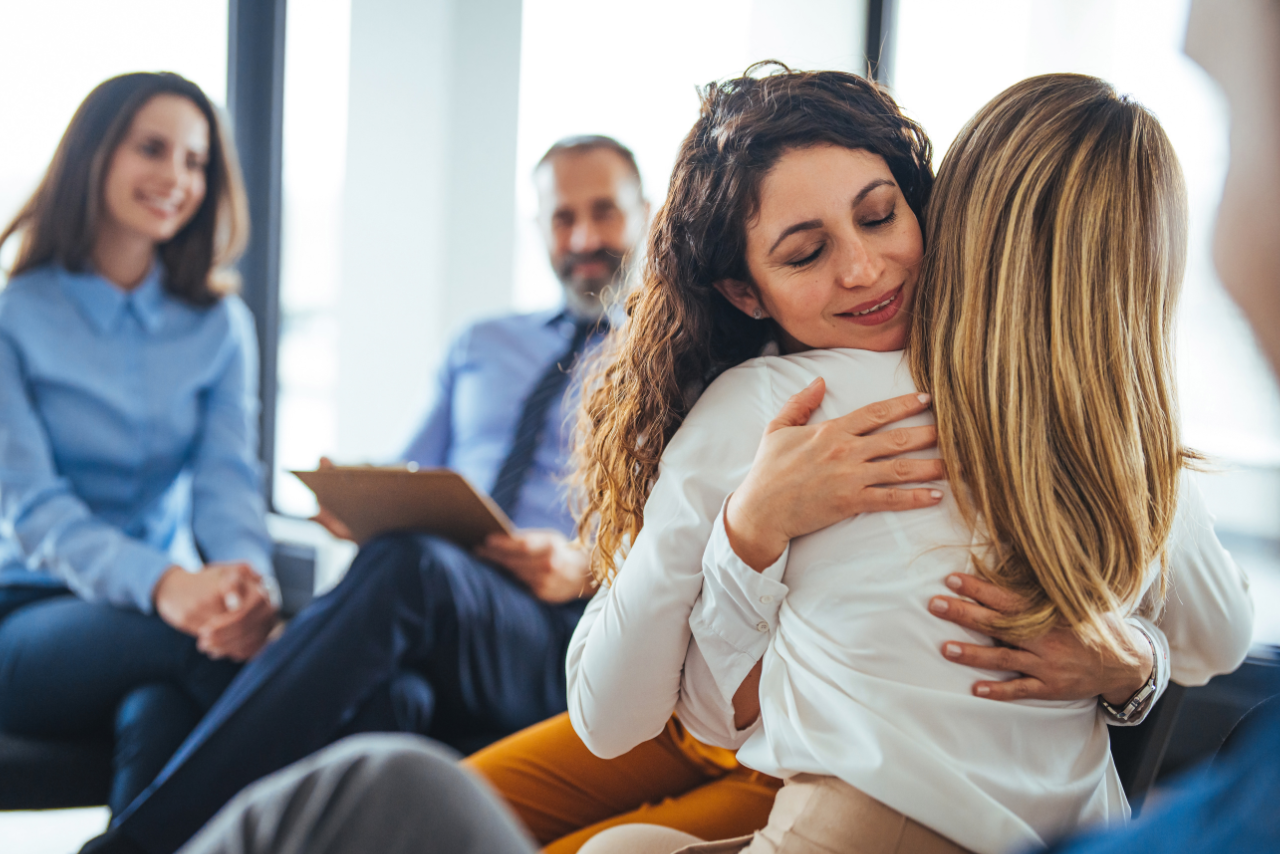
[402,308,605,536]
[0,263,273,613]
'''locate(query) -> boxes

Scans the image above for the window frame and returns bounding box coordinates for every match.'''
[227,0,287,507]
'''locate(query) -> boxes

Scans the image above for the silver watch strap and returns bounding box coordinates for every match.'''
[1099,626,1158,722]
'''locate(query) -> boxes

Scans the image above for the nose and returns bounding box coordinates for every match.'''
[568,218,603,254]
[833,234,884,290]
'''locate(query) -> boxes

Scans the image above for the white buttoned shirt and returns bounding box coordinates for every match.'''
[565,348,1254,854]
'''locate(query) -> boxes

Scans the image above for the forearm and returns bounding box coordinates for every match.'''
[11,487,175,611]
[686,502,788,716]
[566,580,695,758]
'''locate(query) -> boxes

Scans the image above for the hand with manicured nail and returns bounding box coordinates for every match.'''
[724,380,945,572]
[930,573,1154,704]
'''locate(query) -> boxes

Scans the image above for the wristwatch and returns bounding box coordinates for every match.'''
[1098,626,1159,723]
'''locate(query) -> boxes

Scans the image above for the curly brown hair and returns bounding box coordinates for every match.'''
[573,63,934,582]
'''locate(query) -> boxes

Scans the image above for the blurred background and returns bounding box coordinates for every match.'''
[1,0,1276,849]
[2,0,1276,629]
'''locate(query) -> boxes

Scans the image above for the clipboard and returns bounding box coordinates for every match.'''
[292,466,514,548]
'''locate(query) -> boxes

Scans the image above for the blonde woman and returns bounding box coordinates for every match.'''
[567,70,1253,854]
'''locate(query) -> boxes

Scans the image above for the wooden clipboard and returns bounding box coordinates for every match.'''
[292,466,514,548]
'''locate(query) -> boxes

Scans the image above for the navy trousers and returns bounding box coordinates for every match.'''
[0,587,241,814]
[113,534,586,854]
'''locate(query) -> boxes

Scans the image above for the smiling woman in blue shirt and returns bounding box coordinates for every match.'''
[0,72,277,816]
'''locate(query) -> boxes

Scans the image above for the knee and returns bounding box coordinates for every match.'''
[345,534,452,583]
[314,733,464,793]
[342,534,464,599]
[577,824,706,854]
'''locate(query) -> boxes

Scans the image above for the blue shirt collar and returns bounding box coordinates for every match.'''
[60,262,167,334]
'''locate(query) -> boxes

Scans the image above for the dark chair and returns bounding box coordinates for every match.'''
[0,542,316,811]
[1108,682,1187,813]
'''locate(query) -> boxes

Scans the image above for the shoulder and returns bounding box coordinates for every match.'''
[464,307,559,340]
[185,294,258,362]
[664,360,774,465]
[194,293,254,336]
[446,307,562,364]
[691,359,775,422]
[1167,470,1216,547]
[217,293,257,335]
[0,266,62,323]
[453,307,555,346]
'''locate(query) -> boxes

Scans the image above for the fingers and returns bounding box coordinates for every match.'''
[858,425,940,460]
[969,676,1048,702]
[318,456,335,469]
[856,486,944,513]
[479,533,552,559]
[199,592,273,660]
[311,508,354,541]
[928,595,1007,639]
[941,640,1038,676]
[863,457,946,486]
[941,573,1028,616]
[765,378,826,433]
[835,392,932,436]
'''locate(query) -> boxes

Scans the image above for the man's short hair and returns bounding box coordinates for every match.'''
[536,135,642,188]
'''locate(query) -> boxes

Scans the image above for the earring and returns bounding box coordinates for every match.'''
[752,308,764,320]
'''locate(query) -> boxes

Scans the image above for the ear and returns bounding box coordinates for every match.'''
[713,279,768,320]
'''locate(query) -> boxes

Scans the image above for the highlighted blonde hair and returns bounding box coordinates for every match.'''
[909,74,1191,655]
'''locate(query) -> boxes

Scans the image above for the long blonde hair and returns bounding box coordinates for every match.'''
[909,74,1191,655]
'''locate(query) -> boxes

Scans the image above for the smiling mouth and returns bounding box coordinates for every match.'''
[834,284,906,320]
[848,290,899,316]
[138,192,181,218]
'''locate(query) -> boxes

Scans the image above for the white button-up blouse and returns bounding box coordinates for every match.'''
[565,348,1253,854]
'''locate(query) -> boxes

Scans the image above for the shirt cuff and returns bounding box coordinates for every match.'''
[121,546,179,615]
[1102,616,1170,727]
[202,537,275,580]
[688,499,790,705]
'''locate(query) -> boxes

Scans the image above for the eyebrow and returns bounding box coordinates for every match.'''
[767,177,897,255]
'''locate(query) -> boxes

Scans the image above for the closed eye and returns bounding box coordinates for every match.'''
[785,245,824,268]
[862,209,897,229]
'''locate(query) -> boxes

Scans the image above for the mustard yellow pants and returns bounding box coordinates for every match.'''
[465,712,782,854]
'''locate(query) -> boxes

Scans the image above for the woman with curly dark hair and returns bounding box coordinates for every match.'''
[565,68,1249,853]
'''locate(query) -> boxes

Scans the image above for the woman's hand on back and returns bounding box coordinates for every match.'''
[930,573,1154,705]
[724,378,945,571]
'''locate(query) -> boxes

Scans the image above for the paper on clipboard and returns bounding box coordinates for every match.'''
[292,466,514,548]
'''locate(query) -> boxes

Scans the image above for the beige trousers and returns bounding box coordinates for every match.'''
[578,775,973,854]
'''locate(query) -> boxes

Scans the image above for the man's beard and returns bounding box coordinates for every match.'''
[557,248,626,293]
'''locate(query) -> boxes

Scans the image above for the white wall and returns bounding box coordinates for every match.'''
[512,0,870,311]
[335,0,523,463]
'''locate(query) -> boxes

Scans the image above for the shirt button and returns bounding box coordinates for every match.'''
[756,621,769,632]
[760,595,773,604]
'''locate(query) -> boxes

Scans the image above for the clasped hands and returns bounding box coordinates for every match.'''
[153,562,280,662]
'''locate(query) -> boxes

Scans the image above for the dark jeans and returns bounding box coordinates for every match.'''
[113,534,586,854]
[0,587,241,814]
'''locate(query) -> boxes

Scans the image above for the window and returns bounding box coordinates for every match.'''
[272,0,354,516]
